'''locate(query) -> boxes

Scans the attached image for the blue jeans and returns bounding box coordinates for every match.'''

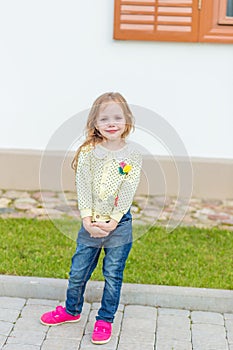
[65,214,132,323]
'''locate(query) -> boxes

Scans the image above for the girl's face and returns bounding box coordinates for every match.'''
[96,102,126,142]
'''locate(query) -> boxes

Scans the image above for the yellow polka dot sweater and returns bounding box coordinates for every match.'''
[76,143,142,223]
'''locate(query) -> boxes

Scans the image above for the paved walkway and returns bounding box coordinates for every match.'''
[0,189,233,230]
[0,296,233,350]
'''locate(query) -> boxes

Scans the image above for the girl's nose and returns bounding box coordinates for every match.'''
[107,119,116,127]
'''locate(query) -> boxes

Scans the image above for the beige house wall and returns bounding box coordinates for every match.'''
[1,149,232,199]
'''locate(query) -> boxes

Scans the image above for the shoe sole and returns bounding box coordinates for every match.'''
[40,317,81,326]
[91,336,111,345]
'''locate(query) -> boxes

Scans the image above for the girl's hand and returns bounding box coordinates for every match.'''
[92,219,118,232]
[82,217,109,238]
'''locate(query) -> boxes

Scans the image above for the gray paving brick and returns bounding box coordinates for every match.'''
[26,298,59,306]
[119,330,155,343]
[0,297,26,310]
[156,327,191,341]
[124,305,157,319]
[157,314,190,330]
[158,308,190,317]
[80,334,118,349]
[191,311,224,325]
[0,309,21,323]
[13,316,48,332]
[47,322,84,340]
[225,313,233,320]
[6,330,46,346]
[0,321,14,336]
[2,345,40,350]
[224,318,233,344]
[0,335,7,348]
[117,343,154,350]
[192,323,228,350]
[20,304,53,318]
[155,339,192,350]
[41,338,80,350]
[156,311,191,350]
[121,317,156,332]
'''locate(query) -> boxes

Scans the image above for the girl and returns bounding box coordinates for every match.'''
[40,92,142,345]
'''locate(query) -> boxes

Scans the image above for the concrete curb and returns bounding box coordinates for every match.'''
[1,275,233,313]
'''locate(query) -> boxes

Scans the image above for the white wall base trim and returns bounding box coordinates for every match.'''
[1,149,232,199]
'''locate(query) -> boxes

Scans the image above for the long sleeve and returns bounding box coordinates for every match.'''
[110,149,142,222]
[75,146,93,218]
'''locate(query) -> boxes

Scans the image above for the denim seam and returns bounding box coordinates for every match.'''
[75,246,101,315]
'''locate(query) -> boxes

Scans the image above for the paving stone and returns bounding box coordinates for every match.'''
[224,318,233,344]
[58,192,77,201]
[123,305,157,319]
[221,219,233,226]
[0,297,26,310]
[21,304,55,318]
[41,338,80,350]
[47,323,84,340]
[14,198,37,205]
[80,334,118,349]
[155,339,192,350]
[1,189,232,230]
[157,315,190,330]
[208,214,230,221]
[13,316,48,333]
[14,202,36,211]
[119,330,155,343]
[0,309,21,323]
[158,308,190,317]
[2,345,40,350]
[121,317,156,333]
[0,335,7,348]
[41,197,61,204]
[156,327,191,341]
[0,208,16,214]
[0,198,12,207]
[192,323,228,350]
[26,298,59,306]
[0,321,14,336]
[3,191,30,199]
[34,192,56,200]
[6,330,46,346]
[191,311,224,325]
[118,342,154,350]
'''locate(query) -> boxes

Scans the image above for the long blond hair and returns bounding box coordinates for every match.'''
[71,92,135,171]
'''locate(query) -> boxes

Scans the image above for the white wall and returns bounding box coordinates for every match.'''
[0,0,233,158]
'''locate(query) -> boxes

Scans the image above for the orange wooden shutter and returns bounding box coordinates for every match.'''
[114,0,199,42]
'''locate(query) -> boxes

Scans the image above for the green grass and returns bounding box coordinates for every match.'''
[0,218,233,290]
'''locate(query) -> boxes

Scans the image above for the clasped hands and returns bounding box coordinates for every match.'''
[83,217,118,238]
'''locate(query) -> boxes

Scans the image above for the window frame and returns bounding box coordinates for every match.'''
[114,0,233,43]
[218,0,233,24]
[199,0,233,42]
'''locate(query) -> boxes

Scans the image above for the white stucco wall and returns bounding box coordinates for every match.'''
[0,0,233,158]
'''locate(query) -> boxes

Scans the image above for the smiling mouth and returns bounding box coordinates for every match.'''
[106,130,118,133]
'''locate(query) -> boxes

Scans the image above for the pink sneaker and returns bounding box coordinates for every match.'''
[91,320,112,344]
[40,306,81,326]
